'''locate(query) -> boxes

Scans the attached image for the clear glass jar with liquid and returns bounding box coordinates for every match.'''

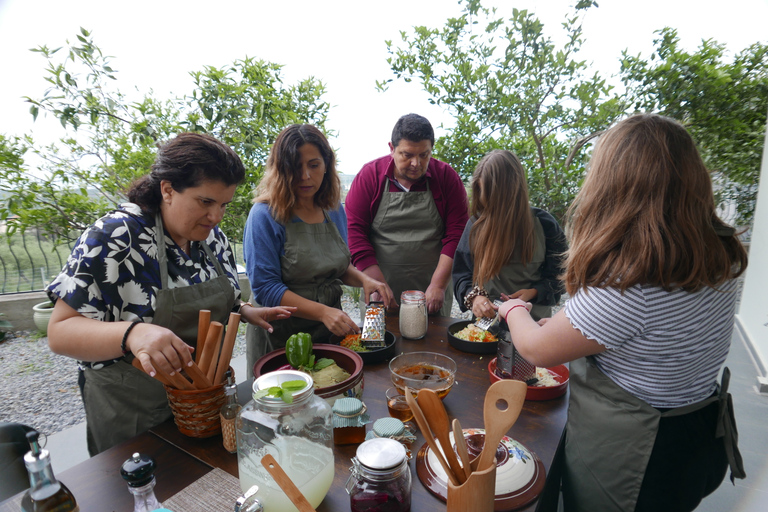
[236,370,334,512]
[346,437,411,512]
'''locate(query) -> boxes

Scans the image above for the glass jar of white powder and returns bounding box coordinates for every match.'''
[399,290,427,339]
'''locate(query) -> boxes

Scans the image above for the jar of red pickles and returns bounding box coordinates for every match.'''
[345,438,411,512]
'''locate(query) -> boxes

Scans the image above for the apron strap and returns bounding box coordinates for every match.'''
[660,367,745,482]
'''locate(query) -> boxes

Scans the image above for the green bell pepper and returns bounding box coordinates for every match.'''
[285,332,313,369]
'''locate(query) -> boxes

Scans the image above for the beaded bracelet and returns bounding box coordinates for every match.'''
[503,305,529,325]
[463,285,488,310]
[120,320,142,355]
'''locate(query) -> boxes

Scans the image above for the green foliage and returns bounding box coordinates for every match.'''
[620,28,768,227]
[378,0,626,222]
[0,27,330,242]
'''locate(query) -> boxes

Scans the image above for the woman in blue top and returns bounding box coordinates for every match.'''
[244,124,393,372]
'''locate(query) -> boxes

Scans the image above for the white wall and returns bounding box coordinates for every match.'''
[736,108,768,381]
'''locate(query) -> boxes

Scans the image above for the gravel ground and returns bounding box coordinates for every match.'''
[0,292,469,437]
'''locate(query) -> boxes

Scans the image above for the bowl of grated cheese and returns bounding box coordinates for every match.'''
[488,358,569,401]
[447,320,499,354]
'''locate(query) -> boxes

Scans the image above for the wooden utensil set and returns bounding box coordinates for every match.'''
[405,379,528,512]
[132,309,240,390]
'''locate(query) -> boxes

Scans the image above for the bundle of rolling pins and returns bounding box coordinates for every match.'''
[132,309,240,390]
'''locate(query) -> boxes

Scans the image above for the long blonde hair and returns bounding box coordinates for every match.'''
[564,114,747,294]
[255,124,341,224]
[470,150,534,287]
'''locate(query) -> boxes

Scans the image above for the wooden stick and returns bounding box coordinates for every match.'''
[213,312,241,385]
[166,369,195,391]
[198,321,223,380]
[132,357,173,387]
[195,310,211,365]
[185,360,213,389]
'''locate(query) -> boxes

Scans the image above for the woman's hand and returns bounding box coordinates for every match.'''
[126,323,194,378]
[502,288,538,303]
[498,298,533,323]
[321,306,360,337]
[241,305,296,333]
[471,295,497,319]
[362,274,395,309]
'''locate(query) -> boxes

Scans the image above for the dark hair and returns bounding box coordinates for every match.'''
[391,113,434,147]
[564,113,748,294]
[127,132,245,214]
[255,124,341,224]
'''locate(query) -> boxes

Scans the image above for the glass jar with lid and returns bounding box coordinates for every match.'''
[346,437,412,512]
[236,370,334,512]
[399,290,427,339]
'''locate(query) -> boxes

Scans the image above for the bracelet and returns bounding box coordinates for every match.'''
[238,301,253,323]
[121,320,142,355]
[463,285,488,310]
[503,305,529,325]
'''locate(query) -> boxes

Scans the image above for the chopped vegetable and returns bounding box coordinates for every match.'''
[340,334,370,352]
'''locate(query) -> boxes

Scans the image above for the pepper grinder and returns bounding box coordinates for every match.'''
[121,452,165,512]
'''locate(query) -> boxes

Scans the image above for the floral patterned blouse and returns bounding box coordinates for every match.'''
[46,203,242,323]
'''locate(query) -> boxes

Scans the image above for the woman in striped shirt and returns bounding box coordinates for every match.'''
[500,114,748,512]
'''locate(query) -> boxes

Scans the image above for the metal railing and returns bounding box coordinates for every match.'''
[0,229,245,295]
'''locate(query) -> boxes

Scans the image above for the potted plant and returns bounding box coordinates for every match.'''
[32,301,54,336]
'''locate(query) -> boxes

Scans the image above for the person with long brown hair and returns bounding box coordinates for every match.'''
[243,124,392,372]
[452,149,566,321]
[499,114,747,511]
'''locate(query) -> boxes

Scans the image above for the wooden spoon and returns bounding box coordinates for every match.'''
[261,454,316,512]
[475,379,527,472]
[404,386,461,487]
[417,388,466,484]
[452,418,473,481]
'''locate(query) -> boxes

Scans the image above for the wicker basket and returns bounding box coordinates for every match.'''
[164,367,232,438]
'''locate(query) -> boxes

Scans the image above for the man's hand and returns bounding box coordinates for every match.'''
[425,283,446,314]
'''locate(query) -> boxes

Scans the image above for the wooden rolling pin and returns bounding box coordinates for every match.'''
[213,312,241,385]
[197,321,223,379]
[195,309,211,365]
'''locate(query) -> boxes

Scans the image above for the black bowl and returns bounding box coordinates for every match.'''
[328,329,397,364]
[447,320,499,354]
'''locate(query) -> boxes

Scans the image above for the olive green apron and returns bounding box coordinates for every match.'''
[245,210,350,376]
[81,213,236,455]
[483,215,549,320]
[561,357,744,512]
[367,178,452,316]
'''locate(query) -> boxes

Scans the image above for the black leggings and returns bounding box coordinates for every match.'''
[634,400,728,512]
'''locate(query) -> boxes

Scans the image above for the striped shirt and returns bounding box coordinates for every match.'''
[564,281,739,408]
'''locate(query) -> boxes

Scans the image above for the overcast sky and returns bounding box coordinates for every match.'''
[1,0,767,174]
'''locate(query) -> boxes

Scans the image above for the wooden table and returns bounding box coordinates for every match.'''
[2,315,568,512]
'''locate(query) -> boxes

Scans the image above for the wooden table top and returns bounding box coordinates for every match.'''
[3,315,568,512]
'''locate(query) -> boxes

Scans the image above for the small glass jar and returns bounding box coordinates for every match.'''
[346,438,412,512]
[399,290,427,339]
[236,370,334,512]
[365,417,416,459]
[333,397,371,445]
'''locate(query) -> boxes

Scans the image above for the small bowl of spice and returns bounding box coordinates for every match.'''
[389,351,456,399]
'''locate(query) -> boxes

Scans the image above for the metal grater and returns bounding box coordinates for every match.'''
[361,302,386,348]
[474,299,505,332]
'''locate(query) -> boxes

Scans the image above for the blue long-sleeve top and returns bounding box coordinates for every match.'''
[243,201,348,307]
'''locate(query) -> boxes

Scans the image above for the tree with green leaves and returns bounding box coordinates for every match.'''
[620,28,768,227]
[378,0,626,222]
[0,28,331,242]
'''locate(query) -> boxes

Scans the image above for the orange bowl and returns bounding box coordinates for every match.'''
[488,357,569,401]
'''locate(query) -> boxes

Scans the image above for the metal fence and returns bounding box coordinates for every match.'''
[0,229,245,295]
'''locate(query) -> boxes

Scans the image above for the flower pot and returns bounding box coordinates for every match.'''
[32,302,54,335]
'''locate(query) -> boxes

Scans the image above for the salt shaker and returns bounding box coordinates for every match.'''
[399,290,427,339]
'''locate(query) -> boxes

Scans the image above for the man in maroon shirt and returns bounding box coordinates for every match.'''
[345,114,469,316]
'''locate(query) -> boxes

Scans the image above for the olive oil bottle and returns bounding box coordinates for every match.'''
[21,430,79,512]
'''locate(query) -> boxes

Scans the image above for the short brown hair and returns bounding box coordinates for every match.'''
[255,125,341,224]
[563,114,747,294]
[470,150,534,286]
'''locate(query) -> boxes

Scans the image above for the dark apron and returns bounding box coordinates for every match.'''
[81,213,236,455]
[245,210,350,376]
[561,357,744,512]
[483,215,549,320]
[368,179,452,317]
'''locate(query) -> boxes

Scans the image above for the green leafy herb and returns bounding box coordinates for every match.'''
[252,380,308,404]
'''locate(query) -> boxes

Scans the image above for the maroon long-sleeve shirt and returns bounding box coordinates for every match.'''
[345,154,469,271]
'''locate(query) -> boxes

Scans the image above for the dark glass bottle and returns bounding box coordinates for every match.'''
[21,430,79,512]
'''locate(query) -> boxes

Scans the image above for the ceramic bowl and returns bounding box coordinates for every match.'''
[446,319,499,354]
[389,351,456,399]
[253,344,364,407]
[488,357,569,401]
